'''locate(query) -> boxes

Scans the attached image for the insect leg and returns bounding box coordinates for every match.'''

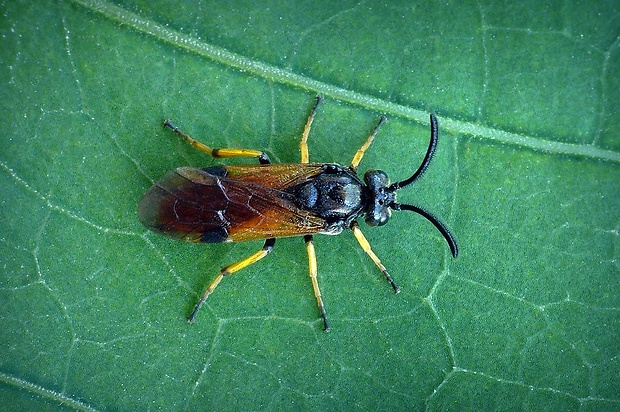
[350,221,400,293]
[304,235,330,331]
[164,120,271,164]
[299,96,324,164]
[349,116,387,173]
[188,238,276,323]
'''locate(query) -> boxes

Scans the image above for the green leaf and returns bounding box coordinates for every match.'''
[1,0,619,411]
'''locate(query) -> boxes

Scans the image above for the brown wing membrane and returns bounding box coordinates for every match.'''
[221,163,326,188]
[138,164,328,243]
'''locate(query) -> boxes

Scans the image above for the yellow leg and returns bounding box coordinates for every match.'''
[304,235,330,331]
[163,119,271,164]
[349,116,387,172]
[300,96,324,164]
[188,238,276,323]
[350,221,400,293]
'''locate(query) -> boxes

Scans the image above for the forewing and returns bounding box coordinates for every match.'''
[222,163,325,189]
[138,166,327,243]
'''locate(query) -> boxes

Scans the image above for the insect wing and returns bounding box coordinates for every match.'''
[222,163,325,188]
[138,165,328,242]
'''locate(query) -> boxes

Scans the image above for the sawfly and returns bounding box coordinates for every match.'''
[138,96,458,331]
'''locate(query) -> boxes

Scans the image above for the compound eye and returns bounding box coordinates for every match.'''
[365,206,391,227]
[364,169,390,188]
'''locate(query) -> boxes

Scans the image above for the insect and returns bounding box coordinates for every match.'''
[138,96,458,331]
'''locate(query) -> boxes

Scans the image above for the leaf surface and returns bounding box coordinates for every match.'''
[1,1,619,411]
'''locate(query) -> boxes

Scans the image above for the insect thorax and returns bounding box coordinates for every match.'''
[293,164,365,234]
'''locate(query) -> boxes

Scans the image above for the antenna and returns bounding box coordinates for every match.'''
[391,202,458,258]
[390,113,439,191]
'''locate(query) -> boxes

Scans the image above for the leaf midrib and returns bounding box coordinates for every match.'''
[73,0,620,163]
